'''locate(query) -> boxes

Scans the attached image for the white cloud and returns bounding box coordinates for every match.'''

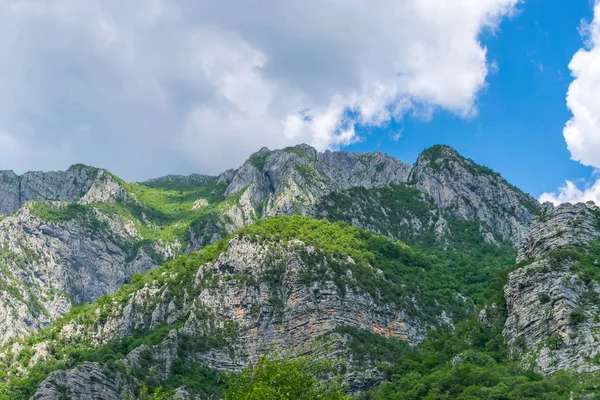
[542,1,600,205]
[563,1,600,169]
[0,0,519,179]
[539,175,600,205]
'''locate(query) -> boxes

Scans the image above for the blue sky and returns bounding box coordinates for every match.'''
[347,0,595,199]
[1,0,600,204]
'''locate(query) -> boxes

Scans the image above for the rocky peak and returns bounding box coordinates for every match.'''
[411,145,540,244]
[517,202,600,262]
[0,164,114,215]
[221,144,412,220]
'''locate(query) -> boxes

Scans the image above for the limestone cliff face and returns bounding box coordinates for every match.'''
[0,200,170,345]
[517,202,600,262]
[89,237,424,348]
[194,144,539,249]
[30,362,134,400]
[503,202,600,374]
[24,236,437,398]
[0,165,101,215]
[411,146,540,245]
[222,145,412,221]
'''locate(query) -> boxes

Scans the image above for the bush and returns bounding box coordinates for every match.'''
[225,354,349,400]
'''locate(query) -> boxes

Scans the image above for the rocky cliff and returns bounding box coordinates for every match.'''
[0,143,552,399]
[504,202,600,374]
[411,146,540,245]
[193,144,540,248]
[1,216,483,398]
[0,165,103,216]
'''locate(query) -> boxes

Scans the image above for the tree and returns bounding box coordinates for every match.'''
[224,354,349,400]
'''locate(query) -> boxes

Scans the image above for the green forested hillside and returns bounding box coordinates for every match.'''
[0,216,518,399]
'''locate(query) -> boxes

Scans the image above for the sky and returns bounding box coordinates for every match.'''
[0,0,599,204]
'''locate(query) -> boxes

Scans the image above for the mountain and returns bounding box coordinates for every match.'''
[5,144,599,399]
[0,216,515,399]
[505,201,600,374]
[211,144,539,247]
[0,145,540,346]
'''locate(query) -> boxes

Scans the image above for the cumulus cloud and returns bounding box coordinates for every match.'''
[539,175,600,205]
[0,0,518,179]
[543,1,600,205]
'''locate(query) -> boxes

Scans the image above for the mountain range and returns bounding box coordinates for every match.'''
[0,144,598,399]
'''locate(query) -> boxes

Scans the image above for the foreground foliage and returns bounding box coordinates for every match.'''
[225,355,349,400]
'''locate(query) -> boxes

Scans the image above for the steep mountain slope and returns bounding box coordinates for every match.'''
[0,216,517,399]
[0,144,539,347]
[0,143,555,400]
[410,145,540,244]
[0,171,230,345]
[0,165,103,215]
[194,144,540,248]
[504,201,600,374]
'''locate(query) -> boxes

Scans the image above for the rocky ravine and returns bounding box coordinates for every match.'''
[504,202,600,374]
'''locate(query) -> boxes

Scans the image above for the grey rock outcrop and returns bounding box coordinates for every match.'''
[223,145,412,218]
[517,201,600,262]
[504,258,600,374]
[0,202,165,345]
[411,146,540,245]
[504,202,600,374]
[0,165,101,215]
[31,362,134,400]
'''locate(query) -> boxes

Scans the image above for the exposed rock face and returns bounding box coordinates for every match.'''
[0,165,101,215]
[411,146,540,245]
[517,201,600,262]
[31,362,133,400]
[28,237,433,398]
[0,202,165,345]
[504,202,600,374]
[199,144,539,248]
[223,145,412,219]
[99,237,423,348]
[504,259,600,374]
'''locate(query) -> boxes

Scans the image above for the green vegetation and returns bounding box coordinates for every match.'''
[327,326,410,365]
[313,186,516,307]
[238,216,513,321]
[225,354,348,400]
[359,320,593,399]
[249,151,270,171]
[143,175,215,192]
[30,202,91,223]
[0,238,232,400]
[284,145,317,161]
[418,144,500,178]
